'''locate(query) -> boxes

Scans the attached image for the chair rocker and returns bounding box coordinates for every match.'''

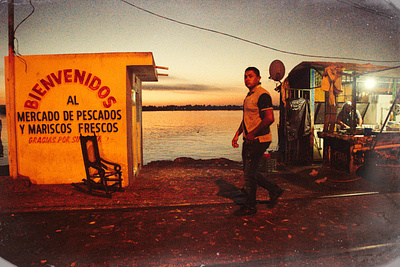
[72,134,123,198]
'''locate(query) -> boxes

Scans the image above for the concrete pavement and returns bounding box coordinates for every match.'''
[0,158,386,213]
[1,158,400,266]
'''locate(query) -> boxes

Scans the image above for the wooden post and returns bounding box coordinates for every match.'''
[8,0,18,178]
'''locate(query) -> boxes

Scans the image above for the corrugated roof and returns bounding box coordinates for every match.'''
[289,61,399,77]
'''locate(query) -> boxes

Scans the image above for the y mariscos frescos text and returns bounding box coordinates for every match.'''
[18,109,122,135]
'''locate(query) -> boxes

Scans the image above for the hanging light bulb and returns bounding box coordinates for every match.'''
[364,78,377,90]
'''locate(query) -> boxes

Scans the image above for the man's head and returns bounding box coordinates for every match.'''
[343,101,352,112]
[244,67,261,90]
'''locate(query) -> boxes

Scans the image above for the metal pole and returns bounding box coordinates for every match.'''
[8,0,18,178]
[351,74,357,134]
[393,78,397,121]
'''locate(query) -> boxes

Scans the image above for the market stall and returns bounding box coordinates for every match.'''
[5,52,161,185]
[278,61,400,174]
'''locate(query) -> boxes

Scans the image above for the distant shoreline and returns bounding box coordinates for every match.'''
[0,105,279,113]
[143,105,279,111]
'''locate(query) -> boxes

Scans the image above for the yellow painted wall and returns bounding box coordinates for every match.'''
[5,52,157,185]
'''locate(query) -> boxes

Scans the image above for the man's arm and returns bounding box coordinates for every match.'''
[357,110,363,127]
[337,112,349,129]
[232,121,243,148]
[337,118,349,129]
[246,109,274,142]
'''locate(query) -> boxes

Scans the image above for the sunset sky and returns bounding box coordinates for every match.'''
[0,0,399,106]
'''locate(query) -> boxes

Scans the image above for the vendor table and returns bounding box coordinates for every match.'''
[318,131,400,174]
[318,132,373,174]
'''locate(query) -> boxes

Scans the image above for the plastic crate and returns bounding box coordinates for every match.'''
[260,154,277,173]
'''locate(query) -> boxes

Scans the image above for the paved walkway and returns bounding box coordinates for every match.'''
[1,158,400,266]
[0,158,390,214]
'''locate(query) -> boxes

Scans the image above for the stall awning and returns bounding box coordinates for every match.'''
[128,65,158,82]
[290,61,392,75]
[287,61,399,89]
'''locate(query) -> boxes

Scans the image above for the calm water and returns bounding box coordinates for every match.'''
[142,110,279,165]
[0,111,279,166]
[0,115,8,166]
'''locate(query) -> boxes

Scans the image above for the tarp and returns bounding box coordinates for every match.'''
[286,98,311,142]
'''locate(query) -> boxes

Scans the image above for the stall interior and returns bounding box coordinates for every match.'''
[278,61,400,174]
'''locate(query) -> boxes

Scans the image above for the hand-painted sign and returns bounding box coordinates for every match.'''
[24,69,117,110]
[6,52,158,185]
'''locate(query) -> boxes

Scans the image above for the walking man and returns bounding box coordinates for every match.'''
[232,67,283,216]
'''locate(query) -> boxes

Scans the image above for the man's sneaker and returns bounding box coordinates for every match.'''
[233,206,257,216]
[268,188,284,208]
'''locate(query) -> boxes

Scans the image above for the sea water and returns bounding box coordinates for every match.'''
[142,110,279,165]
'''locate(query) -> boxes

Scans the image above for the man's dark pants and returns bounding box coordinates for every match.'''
[242,140,280,208]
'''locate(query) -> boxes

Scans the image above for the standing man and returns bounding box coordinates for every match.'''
[232,67,283,216]
[337,101,363,130]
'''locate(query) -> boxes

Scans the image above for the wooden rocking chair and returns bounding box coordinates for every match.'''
[72,134,123,198]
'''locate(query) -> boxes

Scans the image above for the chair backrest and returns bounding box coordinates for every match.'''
[80,134,102,169]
